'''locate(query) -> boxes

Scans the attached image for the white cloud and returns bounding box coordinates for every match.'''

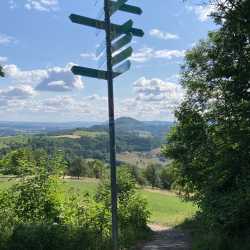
[116,77,185,121]
[149,29,179,40]
[36,64,84,92]
[25,0,59,11]
[131,47,186,63]
[3,63,84,92]
[187,4,216,22]
[0,85,37,109]
[134,77,184,103]
[0,33,14,45]
[0,85,37,99]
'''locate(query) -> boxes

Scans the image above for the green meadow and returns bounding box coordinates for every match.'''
[0,177,197,227]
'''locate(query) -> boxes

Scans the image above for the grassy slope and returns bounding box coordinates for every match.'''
[0,177,197,227]
[53,130,107,139]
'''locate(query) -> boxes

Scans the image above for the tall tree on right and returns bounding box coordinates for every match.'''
[163,0,250,238]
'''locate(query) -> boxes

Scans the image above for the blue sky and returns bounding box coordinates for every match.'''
[0,0,216,122]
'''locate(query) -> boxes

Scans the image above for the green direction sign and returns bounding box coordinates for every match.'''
[113,60,131,75]
[69,14,144,37]
[96,20,133,57]
[110,19,133,41]
[112,33,132,53]
[98,43,133,68]
[109,0,128,16]
[109,0,142,15]
[112,46,133,66]
[71,66,120,80]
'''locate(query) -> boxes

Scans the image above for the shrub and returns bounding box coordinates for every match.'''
[0,165,150,249]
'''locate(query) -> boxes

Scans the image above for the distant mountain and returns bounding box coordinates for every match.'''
[0,118,174,141]
[89,117,174,141]
[0,118,174,161]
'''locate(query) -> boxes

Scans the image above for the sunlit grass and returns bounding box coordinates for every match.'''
[0,177,197,227]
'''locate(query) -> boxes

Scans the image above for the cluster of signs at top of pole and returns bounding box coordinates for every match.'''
[69,0,144,80]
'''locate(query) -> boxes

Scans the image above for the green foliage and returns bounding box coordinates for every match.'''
[96,167,150,248]
[68,158,87,179]
[0,159,150,249]
[123,164,147,186]
[12,175,61,223]
[68,159,107,179]
[0,148,36,176]
[159,164,176,190]
[143,164,161,188]
[163,0,250,246]
[0,148,67,177]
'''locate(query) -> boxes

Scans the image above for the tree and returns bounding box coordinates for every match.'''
[87,160,105,179]
[0,148,35,176]
[163,0,250,237]
[144,164,160,188]
[0,66,4,77]
[159,165,175,190]
[68,158,87,179]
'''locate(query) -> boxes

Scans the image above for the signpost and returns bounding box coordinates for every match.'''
[69,1,143,249]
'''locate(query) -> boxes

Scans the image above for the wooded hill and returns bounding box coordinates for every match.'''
[0,117,173,163]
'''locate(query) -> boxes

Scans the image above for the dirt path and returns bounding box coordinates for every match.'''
[140,224,191,250]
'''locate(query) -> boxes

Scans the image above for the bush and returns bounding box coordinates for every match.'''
[7,224,111,250]
[96,167,151,248]
[0,166,150,249]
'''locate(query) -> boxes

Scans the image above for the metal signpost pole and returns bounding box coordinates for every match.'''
[104,0,118,249]
[69,2,143,248]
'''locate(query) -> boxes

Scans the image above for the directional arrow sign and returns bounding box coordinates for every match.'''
[96,20,133,57]
[109,0,128,16]
[112,46,133,66]
[69,14,144,37]
[71,66,120,80]
[113,60,131,75]
[112,33,132,53]
[109,0,143,15]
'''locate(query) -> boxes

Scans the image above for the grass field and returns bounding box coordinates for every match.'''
[0,177,197,227]
[53,130,107,139]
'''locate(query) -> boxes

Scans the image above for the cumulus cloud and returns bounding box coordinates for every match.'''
[187,4,216,22]
[134,77,184,104]
[3,63,84,92]
[0,85,37,110]
[0,85,37,99]
[36,64,84,92]
[149,29,179,40]
[6,94,109,121]
[24,0,59,11]
[113,77,185,121]
[131,47,186,63]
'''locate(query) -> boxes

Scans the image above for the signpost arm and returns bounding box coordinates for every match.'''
[104,0,118,249]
